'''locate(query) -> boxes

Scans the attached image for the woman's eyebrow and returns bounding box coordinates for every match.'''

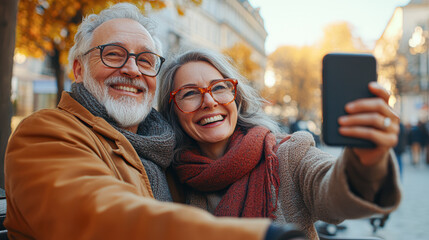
[177,78,227,89]
[179,83,199,88]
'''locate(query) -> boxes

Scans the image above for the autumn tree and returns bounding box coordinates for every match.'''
[318,21,368,54]
[0,0,19,189]
[223,42,261,81]
[16,0,201,103]
[264,46,320,120]
[263,21,367,124]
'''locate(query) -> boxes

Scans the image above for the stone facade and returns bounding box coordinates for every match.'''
[374,0,429,124]
[148,0,267,89]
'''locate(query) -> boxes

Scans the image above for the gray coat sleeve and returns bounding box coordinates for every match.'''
[275,131,402,225]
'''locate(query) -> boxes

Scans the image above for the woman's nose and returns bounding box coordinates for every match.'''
[201,92,218,109]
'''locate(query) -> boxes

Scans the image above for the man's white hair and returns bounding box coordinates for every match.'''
[68,3,162,70]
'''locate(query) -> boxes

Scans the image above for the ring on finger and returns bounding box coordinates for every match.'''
[383,117,391,129]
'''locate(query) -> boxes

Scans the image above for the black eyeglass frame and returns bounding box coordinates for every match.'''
[83,43,166,77]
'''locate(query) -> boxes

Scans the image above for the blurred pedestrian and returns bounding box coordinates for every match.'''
[423,120,429,164]
[290,118,305,133]
[394,122,407,177]
[289,119,321,147]
[408,121,425,165]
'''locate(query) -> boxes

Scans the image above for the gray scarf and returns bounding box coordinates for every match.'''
[70,82,175,202]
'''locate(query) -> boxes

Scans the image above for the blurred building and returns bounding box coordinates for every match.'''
[12,55,72,118]
[374,0,429,124]
[12,0,267,123]
[148,0,267,89]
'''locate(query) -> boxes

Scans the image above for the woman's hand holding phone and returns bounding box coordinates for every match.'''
[338,82,400,166]
[322,53,400,166]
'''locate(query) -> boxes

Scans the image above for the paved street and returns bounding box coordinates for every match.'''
[319,146,429,240]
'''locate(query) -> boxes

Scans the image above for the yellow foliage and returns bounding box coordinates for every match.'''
[16,0,199,68]
[174,0,201,16]
[150,1,167,9]
[318,21,368,54]
[223,42,260,80]
[264,21,369,121]
[264,45,321,119]
[176,5,186,16]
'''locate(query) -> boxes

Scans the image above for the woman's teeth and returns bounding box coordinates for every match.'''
[200,115,224,125]
[113,85,139,94]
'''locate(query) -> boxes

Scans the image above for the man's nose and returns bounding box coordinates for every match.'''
[119,56,141,78]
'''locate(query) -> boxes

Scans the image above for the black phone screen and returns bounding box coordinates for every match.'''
[322,53,377,148]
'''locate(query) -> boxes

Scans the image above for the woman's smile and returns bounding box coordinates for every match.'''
[197,114,226,126]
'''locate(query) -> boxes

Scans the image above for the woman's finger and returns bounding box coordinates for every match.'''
[345,98,399,122]
[338,125,398,147]
[368,81,390,103]
[339,113,399,132]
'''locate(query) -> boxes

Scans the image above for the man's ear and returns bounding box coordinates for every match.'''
[73,59,84,83]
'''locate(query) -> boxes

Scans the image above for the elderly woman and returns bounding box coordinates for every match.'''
[157,49,401,239]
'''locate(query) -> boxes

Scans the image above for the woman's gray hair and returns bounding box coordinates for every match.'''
[157,49,281,153]
[68,3,162,69]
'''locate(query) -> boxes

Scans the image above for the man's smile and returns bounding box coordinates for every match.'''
[111,84,143,94]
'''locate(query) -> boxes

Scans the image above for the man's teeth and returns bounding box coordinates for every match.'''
[113,85,139,94]
[200,115,224,125]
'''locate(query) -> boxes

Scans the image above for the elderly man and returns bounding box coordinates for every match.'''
[4,3,305,240]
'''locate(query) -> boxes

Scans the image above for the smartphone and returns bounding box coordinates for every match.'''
[322,53,377,148]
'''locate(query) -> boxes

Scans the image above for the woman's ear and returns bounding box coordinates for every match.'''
[73,59,84,83]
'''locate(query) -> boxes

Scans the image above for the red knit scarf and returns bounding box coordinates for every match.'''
[174,126,280,218]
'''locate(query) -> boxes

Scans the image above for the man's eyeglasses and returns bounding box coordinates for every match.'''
[169,79,238,113]
[83,43,165,77]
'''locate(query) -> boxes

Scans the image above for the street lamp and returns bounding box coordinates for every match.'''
[409,26,429,121]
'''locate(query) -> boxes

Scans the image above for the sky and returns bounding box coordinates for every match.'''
[248,0,411,53]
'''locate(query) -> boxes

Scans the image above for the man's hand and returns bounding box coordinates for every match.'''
[264,223,308,240]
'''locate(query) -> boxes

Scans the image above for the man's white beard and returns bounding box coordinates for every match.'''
[82,70,153,129]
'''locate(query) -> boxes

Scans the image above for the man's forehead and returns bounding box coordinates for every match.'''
[92,18,156,51]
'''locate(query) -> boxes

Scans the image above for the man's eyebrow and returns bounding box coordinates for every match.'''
[104,41,156,53]
[104,41,123,47]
